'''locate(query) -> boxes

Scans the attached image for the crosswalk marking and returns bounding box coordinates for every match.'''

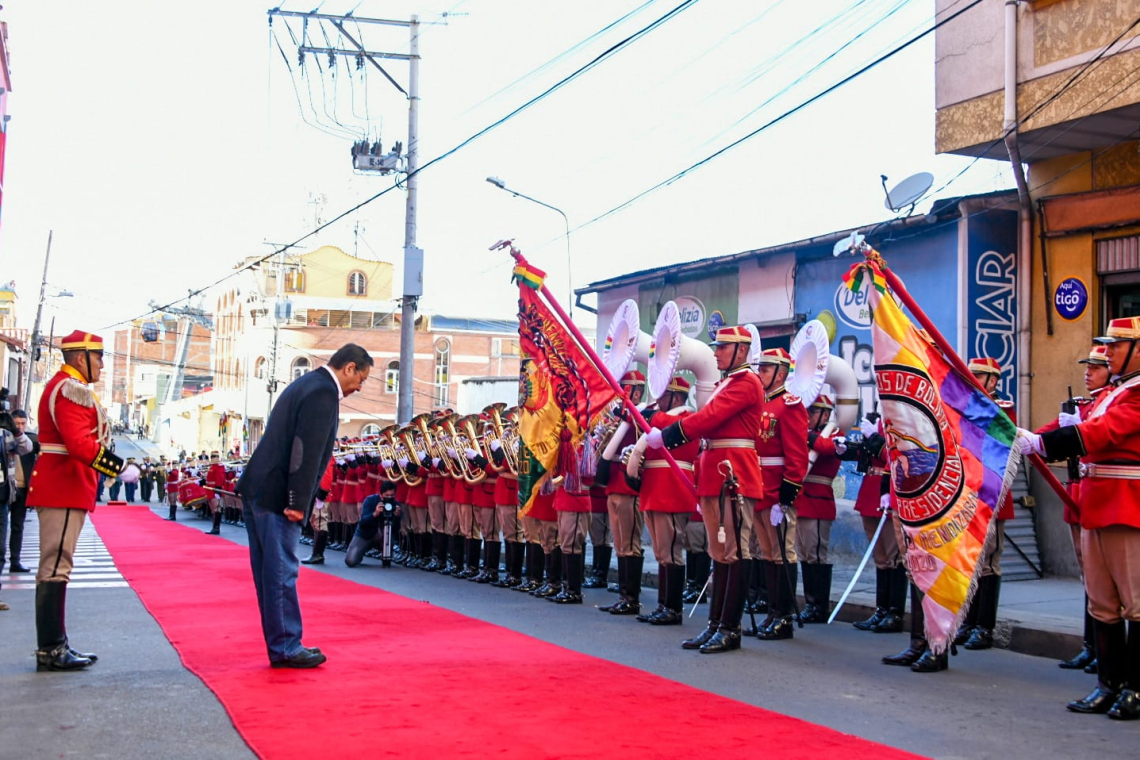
[2,516,127,590]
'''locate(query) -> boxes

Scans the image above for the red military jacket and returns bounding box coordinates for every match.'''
[995,400,1017,521]
[1042,373,1140,531]
[328,463,345,503]
[494,471,519,508]
[670,366,765,499]
[473,461,500,509]
[27,366,120,510]
[605,415,643,497]
[797,430,842,521]
[425,467,446,497]
[206,463,227,491]
[1034,393,1101,526]
[166,466,182,493]
[553,483,591,512]
[454,477,476,506]
[588,482,608,513]
[853,439,889,518]
[528,489,557,522]
[405,479,429,508]
[754,386,809,510]
[640,409,700,514]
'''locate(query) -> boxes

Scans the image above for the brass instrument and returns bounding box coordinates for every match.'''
[456,414,488,484]
[393,424,424,486]
[430,414,466,480]
[593,397,626,460]
[501,407,521,475]
[376,425,407,483]
[483,402,519,475]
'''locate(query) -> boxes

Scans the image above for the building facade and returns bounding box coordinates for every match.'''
[935,0,1140,575]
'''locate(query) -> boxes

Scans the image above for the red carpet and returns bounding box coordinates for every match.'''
[92,506,926,760]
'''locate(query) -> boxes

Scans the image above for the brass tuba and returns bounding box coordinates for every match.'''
[376,426,407,484]
[431,414,467,481]
[482,402,519,475]
[394,424,424,487]
[456,414,488,484]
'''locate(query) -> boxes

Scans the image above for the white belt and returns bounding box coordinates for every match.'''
[804,474,834,486]
[706,439,755,450]
[1080,463,1140,480]
[643,460,694,471]
[41,443,69,456]
[759,457,785,467]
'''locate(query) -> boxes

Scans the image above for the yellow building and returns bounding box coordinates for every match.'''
[935,0,1140,574]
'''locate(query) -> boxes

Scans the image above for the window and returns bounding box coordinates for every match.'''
[284,267,305,293]
[348,271,367,296]
[254,357,267,380]
[291,356,312,380]
[385,360,400,394]
[434,338,451,406]
[361,423,381,437]
[492,338,521,357]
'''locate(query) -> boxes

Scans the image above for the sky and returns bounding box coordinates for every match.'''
[1,0,1012,337]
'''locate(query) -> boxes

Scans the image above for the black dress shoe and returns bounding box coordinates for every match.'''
[608,599,641,616]
[9,562,30,573]
[1068,685,1121,714]
[36,644,93,672]
[963,627,993,650]
[271,649,327,669]
[911,649,948,673]
[582,574,607,589]
[699,626,742,654]
[952,625,974,647]
[650,608,683,626]
[748,614,775,637]
[883,640,927,667]
[681,625,718,650]
[871,612,904,633]
[550,591,583,605]
[1084,658,1099,674]
[532,583,561,598]
[1107,689,1140,720]
[798,604,827,624]
[757,616,795,641]
[606,581,620,593]
[637,605,665,623]
[1058,645,1096,670]
[300,555,325,565]
[853,609,886,631]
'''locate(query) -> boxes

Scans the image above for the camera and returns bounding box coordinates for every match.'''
[0,387,16,436]
[381,495,397,511]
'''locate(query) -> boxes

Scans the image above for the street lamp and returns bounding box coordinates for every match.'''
[485,176,573,318]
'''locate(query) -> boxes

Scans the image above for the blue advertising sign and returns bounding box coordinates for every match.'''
[965,210,1020,408]
[707,310,725,340]
[1054,277,1089,322]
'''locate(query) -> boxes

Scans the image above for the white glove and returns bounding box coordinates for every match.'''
[490,439,502,452]
[645,428,665,449]
[1058,412,1080,428]
[313,499,326,511]
[464,447,479,460]
[859,417,878,438]
[1016,429,1044,456]
[770,503,785,526]
[415,450,427,461]
[118,463,141,484]
[397,457,409,469]
[381,458,395,470]
[446,447,458,458]
[879,493,891,512]
[834,437,848,455]
[432,457,442,468]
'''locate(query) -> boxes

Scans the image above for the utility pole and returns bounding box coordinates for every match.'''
[23,231,52,414]
[267,9,424,424]
[267,247,285,410]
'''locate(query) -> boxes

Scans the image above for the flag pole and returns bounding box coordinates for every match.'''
[502,241,698,500]
[867,251,1078,513]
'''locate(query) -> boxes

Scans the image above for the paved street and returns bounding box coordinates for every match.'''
[1,503,1136,760]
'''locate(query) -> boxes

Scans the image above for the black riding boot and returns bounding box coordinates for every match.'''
[551,553,584,604]
[598,556,627,612]
[759,563,797,640]
[638,562,668,622]
[652,564,686,626]
[517,543,544,591]
[873,565,908,633]
[750,560,780,636]
[1070,619,1126,713]
[583,544,612,589]
[855,568,890,631]
[1108,621,1140,720]
[166,501,178,521]
[610,556,643,615]
[683,551,711,603]
[35,583,93,672]
[954,580,982,646]
[964,575,1000,650]
[744,559,762,614]
[683,561,727,650]
[302,531,328,564]
[910,584,948,672]
[701,561,746,654]
[1061,602,1098,669]
[479,541,501,584]
[883,583,928,666]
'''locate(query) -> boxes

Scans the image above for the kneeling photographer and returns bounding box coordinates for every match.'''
[345,480,402,568]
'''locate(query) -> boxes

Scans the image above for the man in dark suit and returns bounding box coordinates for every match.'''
[236,344,372,668]
[8,410,39,573]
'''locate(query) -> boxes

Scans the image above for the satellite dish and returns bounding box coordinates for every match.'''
[883,172,934,213]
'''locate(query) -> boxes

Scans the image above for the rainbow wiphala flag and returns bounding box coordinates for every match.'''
[850,260,1020,654]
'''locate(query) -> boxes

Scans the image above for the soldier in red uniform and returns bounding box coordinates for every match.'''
[466,431,502,584]
[28,331,140,671]
[164,460,182,521]
[527,488,561,599]
[841,413,906,633]
[401,457,431,569]
[549,480,591,604]
[954,358,1017,651]
[205,451,227,535]
[1049,346,1112,672]
[648,326,764,654]
[751,347,809,641]
[597,370,648,615]
[635,376,699,625]
[1021,319,1140,719]
[583,480,613,590]
[489,436,523,588]
[795,395,843,624]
